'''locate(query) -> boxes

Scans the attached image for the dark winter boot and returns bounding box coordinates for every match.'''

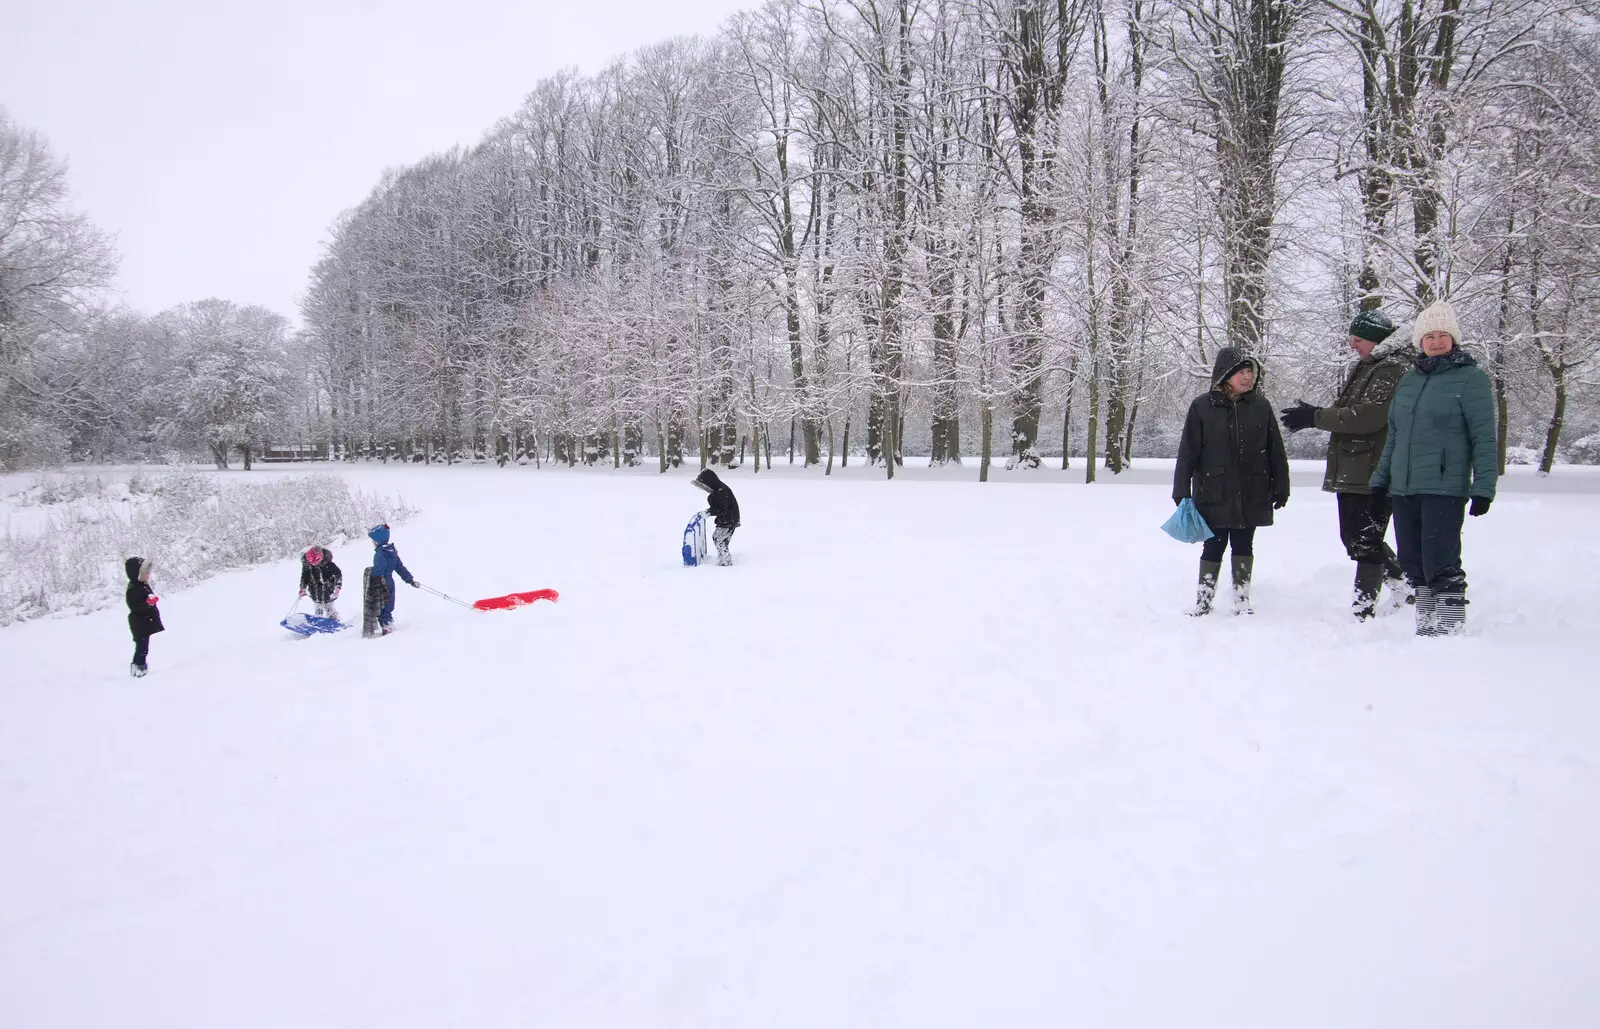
[1414,584,1441,637]
[129,663,147,678]
[1352,561,1386,621]
[1230,554,1254,615]
[1193,559,1222,616]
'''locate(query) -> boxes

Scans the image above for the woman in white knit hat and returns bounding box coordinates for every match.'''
[1368,299,1499,635]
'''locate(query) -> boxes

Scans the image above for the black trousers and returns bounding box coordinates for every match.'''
[1337,491,1401,568]
[132,632,151,668]
[1391,494,1468,591]
[1201,527,1255,563]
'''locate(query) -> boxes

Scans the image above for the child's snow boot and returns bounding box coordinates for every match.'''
[1192,559,1222,616]
[1231,555,1254,615]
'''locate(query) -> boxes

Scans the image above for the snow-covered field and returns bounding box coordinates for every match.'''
[3,461,1599,1028]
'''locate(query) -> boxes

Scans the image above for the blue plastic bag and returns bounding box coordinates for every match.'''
[1161,498,1214,544]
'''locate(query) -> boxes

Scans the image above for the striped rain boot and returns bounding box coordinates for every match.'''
[1435,580,1468,636]
[1413,584,1442,637]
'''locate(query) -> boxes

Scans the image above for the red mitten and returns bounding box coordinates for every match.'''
[147,595,160,605]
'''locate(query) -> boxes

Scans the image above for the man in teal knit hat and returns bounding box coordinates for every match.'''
[1280,308,1412,619]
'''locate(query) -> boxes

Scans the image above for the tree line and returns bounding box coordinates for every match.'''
[0,110,297,469]
[4,0,1599,476]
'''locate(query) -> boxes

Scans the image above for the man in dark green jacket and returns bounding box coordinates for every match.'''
[1370,300,1498,636]
[1280,309,1411,619]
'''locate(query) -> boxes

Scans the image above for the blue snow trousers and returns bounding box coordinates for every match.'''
[1391,494,1468,591]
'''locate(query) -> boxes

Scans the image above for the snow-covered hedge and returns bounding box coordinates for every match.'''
[0,469,414,625]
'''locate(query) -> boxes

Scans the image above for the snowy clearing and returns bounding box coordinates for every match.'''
[3,462,1599,1028]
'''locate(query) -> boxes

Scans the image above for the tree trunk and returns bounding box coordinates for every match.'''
[928,251,961,465]
[1085,357,1100,484]
[1540,362,1565,474]
[1495,374,1509,476]
[979,391,994,483]
[1123,398,1139,465]
[210,442,229,470]
[1061,395,1072,471]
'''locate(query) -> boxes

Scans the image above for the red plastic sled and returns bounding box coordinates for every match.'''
[472,589,560,611]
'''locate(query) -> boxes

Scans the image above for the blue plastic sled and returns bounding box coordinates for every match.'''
[281,612,347,636]
[682,511,708,566]
[1161,498,1215,544]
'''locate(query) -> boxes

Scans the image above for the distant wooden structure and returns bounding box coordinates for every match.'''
[260,443,331,463]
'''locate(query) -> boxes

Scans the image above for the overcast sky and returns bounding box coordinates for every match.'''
[0,0,751,323]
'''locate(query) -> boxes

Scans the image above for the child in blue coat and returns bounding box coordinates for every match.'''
[367,524,420,633]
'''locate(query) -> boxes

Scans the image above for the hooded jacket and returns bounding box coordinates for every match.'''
[1173,347,1291,530]
[1317,334,1412,495]
[1370,345,1498,500]
[124,557,165,636]
[693,468,740,529]
[367,524,415,587]
[299,547,343,604]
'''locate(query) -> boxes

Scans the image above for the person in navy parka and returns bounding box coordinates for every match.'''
[367,523,419,633]
[692,468,740,566]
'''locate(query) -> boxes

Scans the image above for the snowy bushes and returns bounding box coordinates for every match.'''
[1566,433,1600,465]
[0,470,414,625]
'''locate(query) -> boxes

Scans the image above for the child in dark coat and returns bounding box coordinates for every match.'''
[298,545,344,621]
[692,469,740,566]
[1172,347,1291,615]
[124,556,164,677]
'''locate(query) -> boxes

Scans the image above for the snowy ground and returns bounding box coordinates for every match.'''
[3,460,1599,1028]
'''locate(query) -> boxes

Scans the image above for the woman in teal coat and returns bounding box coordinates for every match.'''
[1369,300,1498,635]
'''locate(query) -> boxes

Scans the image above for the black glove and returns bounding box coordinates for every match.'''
[1368,485,1388,517]
[410,579,422,589]
[1279,400,1318,433]
[1469,496,1492,517]
[1273,495,1288,510]
[1174,496,1186,507]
